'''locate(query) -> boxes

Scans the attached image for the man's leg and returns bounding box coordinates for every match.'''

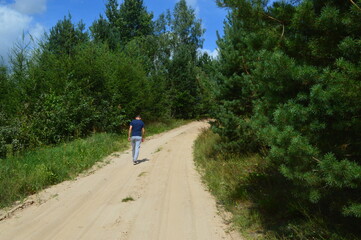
[132,136,142,163]
[131,137,135,160]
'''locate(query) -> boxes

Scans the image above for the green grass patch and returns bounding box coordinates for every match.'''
[154,147,163,153]
[138,172,147,177]
[194,129,267,238]
[0,119,188,209]
[194,129,359,240]
[121,196,134,202]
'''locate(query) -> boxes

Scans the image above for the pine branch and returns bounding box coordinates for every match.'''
[261,13,285,41]
[312,156,321,163]
[349,0,361,11]
[242,56,250,75]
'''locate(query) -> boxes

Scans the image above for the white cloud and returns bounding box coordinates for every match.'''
[199,48,219,59]
[0,6,31,63]
[29,23,46,42]
[0,5,45,65]
[12,0,47,14]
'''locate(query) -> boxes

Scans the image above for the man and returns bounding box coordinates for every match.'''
[128,115,145,165]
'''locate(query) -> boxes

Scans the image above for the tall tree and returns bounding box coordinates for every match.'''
[91,0,153,48]
[118,0,154,43]
[171,0,204,53]
[105,0,120,27]
[90,15,120,50]
[168,0,205,118]
[46,14,89,55]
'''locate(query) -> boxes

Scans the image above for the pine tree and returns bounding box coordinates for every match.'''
[167,0,205,118]
[90,15,120,50]
[46,14,89,55]
[91,0,153,48]
[214,0,361,230]
[118,0,153,43]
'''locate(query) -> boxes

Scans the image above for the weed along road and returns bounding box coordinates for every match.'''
[0,121,241,240]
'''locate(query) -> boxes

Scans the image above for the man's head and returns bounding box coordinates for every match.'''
[135,115,141,120]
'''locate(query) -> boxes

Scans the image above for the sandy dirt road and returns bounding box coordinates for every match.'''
[0,121,241,240]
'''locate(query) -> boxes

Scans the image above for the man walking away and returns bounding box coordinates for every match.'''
[128,115,145,165]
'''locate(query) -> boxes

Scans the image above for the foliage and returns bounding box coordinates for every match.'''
[118,0,154,43]
[90,0,211,120]
[90,15,118,49]
[46,14,89,55]
[167,0,206,118]
[0,65,13,115]
[194,129,360,240]
[213,0,361,237]
[171,0,204,51]
[91,0,153,47]
[0,0,214,159]
[121,0,210,119]
[1,41,152,157]
[122,35,172,119]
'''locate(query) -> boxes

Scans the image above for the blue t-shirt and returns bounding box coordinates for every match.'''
[130,119,145,137]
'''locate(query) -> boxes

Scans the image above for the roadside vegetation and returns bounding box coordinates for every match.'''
[194,129,360,239]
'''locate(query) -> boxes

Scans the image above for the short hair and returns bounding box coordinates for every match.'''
[136,115,141,118]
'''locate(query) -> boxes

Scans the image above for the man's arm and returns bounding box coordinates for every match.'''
[128,125,132,141]
[142,127,145,142]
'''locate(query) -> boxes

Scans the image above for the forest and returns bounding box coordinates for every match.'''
[1,0,361,239]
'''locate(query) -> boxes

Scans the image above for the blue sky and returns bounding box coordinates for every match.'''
[0,0,228,64]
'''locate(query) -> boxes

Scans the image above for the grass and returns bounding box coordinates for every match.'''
[154,147,163,153]
[193,129,359,240]
[193,129,267,238]
[0,119,188,209]
[138,172,147,177]
[121,196,134,202]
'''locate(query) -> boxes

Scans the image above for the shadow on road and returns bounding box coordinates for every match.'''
[137,158,150,164]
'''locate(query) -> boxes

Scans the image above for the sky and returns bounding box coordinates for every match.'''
[0,0,228,64]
